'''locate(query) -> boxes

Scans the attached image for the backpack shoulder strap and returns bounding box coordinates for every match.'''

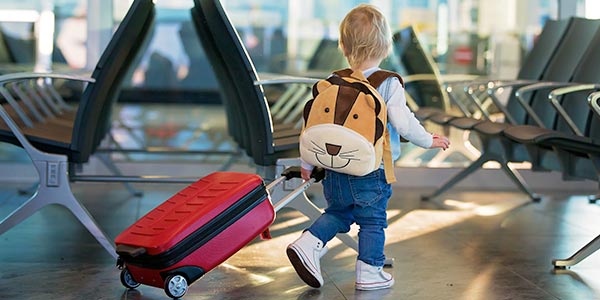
[366,69,401,184]
[367,70,405,88]
[332,68,353,78]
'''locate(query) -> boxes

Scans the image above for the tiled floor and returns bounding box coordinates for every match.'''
[1,104,600,300]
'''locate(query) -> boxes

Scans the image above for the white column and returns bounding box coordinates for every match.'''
[35,1,54,72]
[86,0,113,70]
[558,0,578,19]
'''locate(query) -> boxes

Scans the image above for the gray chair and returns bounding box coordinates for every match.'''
[0,0,155,259]
[424,18,600,202]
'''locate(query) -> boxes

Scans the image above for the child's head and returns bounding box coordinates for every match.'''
[339,4,392,68]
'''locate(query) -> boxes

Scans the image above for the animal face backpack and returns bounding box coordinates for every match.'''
[300,68,403,184]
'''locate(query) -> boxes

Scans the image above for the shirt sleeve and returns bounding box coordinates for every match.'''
[384,78,433,149]
[300,158,315,171]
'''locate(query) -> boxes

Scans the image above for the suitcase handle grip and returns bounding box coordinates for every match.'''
[280,166,325,182]
[116,244,147,258]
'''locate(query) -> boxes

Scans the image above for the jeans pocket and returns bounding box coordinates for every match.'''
[349,171,383,207]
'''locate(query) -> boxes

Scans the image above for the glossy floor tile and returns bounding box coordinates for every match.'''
[1,178,600,300]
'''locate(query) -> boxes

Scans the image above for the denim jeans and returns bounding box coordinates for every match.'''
[307,168,392,267]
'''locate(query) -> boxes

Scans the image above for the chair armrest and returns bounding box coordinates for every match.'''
[514,81,573,128]
[455,80,536,122]
[0,72,95,83]
[588,91,600,122]
[548,84,600,136]
[0,72,95,160]
[588,92,600,118]
[403,74,438,84]
[404,73,479,85]
[255,72,319,85]
[439,74,480,82]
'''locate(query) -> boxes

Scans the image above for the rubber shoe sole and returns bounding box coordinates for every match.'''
[356,278,395,291]
[286,247,322,288]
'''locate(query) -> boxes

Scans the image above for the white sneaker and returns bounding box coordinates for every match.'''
[355,260,394,290]
[287,231,325,288]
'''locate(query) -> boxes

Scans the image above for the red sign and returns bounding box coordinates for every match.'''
[453,46,473,65]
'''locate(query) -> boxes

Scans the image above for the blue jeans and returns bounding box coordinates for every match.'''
[307,168,392,267]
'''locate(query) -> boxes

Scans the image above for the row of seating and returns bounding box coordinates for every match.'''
[409,17,600,267]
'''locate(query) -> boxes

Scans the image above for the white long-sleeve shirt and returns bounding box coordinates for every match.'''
[300,67,433,170]
[363,67,433,161]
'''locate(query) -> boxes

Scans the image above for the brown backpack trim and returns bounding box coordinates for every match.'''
[332,68,353,78]
[333,68,404,88]
[367,70,404,88]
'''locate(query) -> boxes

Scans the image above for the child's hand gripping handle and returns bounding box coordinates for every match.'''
[281,166,325,182]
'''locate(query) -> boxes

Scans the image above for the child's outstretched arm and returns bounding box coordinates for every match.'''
[431,133,450,150]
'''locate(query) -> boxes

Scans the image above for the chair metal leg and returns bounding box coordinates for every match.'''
[426,129,480,167]
[0,160,117,259]
[553,234,600,269]
[422,153,489,200]
[95,153,143,197]
[499,162,541,202]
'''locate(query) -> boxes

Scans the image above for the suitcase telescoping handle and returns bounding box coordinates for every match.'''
[266,167,325,213]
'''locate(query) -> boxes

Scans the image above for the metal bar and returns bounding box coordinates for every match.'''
[10,81,44,123]
[71,175,200,184]
[0,86,33,128]
[43,81,74,111]
[36,80,62,115]
[273,178,314,213]
[514,81,572,128]
[23,80,54,118]
[94,147,239,155]
[548,85,600,136]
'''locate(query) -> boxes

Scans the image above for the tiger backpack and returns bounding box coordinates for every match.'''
[299,68,403,184]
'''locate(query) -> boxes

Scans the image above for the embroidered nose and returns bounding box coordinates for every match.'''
[325,143,342,156]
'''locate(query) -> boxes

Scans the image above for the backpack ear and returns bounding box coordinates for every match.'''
[303,99,314,122]
[315,80,332,94]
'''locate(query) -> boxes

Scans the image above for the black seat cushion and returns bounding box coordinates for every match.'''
[415,107,443,121]
[472,120,511,136]
[428,112,458,125]
[448,116,486,130]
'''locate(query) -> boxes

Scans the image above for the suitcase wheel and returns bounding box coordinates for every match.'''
[120,268,140,289]
[164,274,188,299]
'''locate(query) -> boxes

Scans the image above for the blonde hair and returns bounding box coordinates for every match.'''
[339,4,392,67]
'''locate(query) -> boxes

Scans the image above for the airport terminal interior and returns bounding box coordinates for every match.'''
[1,0,600,299]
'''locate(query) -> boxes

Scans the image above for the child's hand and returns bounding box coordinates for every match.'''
[301,167,312,181]
[431,134,450,150]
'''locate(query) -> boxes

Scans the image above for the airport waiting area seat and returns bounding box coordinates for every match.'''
[424,17,600,202]
[496,82,600,267]
[0,0,155,259]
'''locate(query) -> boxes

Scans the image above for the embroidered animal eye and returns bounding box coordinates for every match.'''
[325,107,330,113]
[353,114,358,119]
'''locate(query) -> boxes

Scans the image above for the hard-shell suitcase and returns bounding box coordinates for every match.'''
[115,172,275,298]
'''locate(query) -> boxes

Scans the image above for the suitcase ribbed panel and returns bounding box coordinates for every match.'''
[115,172,265,255]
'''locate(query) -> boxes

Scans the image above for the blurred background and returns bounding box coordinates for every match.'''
[0,0,597,104]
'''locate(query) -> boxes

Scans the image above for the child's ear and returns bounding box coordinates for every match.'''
[338,41,348,56]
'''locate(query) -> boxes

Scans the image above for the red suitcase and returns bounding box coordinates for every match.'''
[115,172,275,298]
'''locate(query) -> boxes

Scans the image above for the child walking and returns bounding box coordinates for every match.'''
[286,4,450,291]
